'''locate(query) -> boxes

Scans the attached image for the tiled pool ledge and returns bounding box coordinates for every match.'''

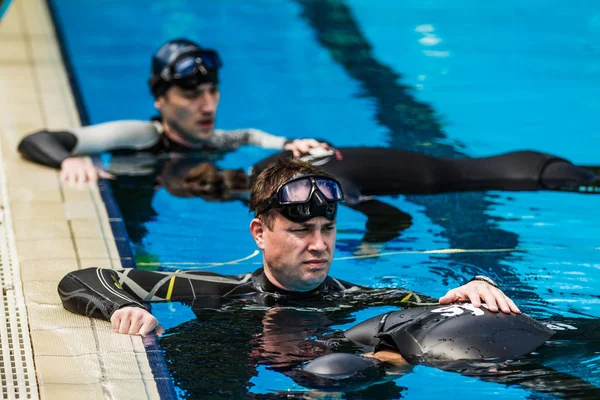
[0,0,161,398]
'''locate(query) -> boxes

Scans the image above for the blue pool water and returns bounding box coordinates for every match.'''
[50,0,600,398]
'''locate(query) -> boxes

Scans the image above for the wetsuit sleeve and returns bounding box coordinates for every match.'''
[17,130,78,168]
[329,277,438,308]
[246,128,288,148]
[71,120,161,153]
[216,128,287,149]
[364,288,438,308]
[57,268,146,321]
[17,121,161,169]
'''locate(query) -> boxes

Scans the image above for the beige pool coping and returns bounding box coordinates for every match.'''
[0,0,161,398]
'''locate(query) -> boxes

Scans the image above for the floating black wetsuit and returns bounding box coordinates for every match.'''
[252,148,596,202]
[57,267,436,320]
[303,305,553,378]
[250,148,597,244]
[298,306,600,398]
[344,304,553,362]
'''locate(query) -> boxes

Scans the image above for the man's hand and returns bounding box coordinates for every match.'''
[60,157,114,184]
[283,139,339,158]
[439,280,520,314]
[111,306,161,336]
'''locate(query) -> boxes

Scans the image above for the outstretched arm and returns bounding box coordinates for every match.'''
[18,121,160,182]
[58,267,249,334]
[57,267,147,321]
[226,128,336,156]
[58,267,166,335]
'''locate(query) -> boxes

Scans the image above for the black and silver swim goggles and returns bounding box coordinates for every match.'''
[255,174,344,223]
[159,49,222,88]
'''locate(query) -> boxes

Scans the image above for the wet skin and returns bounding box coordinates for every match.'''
[154,82,220,146]
[250,213,336,292]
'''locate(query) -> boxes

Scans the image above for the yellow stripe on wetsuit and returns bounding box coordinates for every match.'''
[166,270,181,300]
[401,292,413,303]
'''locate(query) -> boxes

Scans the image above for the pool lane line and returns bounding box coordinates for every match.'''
[135,246,599,268]
[137,250,260,267]
[43,0,177,398]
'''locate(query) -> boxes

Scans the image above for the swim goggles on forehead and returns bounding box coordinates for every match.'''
[256,174,344,223]
[159,49,222,84]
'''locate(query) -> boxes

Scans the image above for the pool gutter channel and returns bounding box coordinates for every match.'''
[0,0,173,398]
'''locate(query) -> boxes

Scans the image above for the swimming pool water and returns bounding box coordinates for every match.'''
[49,0,600,398]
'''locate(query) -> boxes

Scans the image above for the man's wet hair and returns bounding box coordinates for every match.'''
[249,157,331,229]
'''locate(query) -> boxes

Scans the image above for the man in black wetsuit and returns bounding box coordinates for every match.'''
[17,38,330,183]
[58,158,519,335]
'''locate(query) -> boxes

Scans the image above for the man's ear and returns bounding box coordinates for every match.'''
[154,96,165,110]
[249,218,266,250]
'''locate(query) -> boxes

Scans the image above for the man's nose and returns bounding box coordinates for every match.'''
[308,231,327,252]
[198,92,216,113]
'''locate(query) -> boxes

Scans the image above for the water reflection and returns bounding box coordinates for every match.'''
[159,303,600,399]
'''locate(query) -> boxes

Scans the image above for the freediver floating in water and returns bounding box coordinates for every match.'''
[295,305,600,398]
[301,304,553,379]
[152,146,598,247]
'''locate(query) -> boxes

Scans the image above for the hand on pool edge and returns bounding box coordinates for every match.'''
[438,280,521,314]
[111,306,161,336]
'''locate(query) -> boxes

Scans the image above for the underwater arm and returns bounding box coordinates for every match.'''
[345,199,412,246]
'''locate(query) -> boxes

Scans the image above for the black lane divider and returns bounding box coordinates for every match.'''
[43,1,176,398]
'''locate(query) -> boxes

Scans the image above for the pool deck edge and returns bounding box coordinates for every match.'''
[0,0,162,398]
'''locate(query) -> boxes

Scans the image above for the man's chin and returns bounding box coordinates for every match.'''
[298,270,328,290]
[194,129,215,140]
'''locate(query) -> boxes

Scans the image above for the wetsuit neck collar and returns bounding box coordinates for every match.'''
[252,268,324,298]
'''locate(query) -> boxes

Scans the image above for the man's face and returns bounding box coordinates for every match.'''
[155,82,220,141]
[252,214,336,292]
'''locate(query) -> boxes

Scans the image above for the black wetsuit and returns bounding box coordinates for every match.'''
[57,267,436,321]
[252,148,594,199]
[298,306,600,398]
[251,148,596,244]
